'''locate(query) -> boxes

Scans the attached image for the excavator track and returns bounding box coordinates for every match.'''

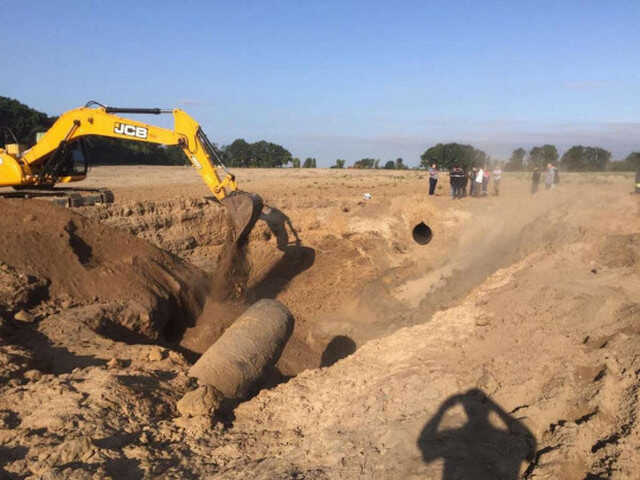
[0,187,114,208]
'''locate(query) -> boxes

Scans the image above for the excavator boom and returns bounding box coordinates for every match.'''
[0,102,262,241]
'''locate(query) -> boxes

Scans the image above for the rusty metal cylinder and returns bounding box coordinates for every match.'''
[188,299,294,399]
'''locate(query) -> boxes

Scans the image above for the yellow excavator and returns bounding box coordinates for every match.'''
[0,101,262,241]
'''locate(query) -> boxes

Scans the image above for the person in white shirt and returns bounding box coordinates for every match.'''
[428,164,439,196]
[474,167,484,197]
[492,166,502,196]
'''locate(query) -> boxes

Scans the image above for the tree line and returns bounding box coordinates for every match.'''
[503,145,640,172]
[2,97,638,171]
[0,96,194,166]
[0,96,293,167]
[0,96,56,145]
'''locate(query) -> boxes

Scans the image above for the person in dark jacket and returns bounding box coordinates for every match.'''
[531,167,541,194]
[450,166,465,199]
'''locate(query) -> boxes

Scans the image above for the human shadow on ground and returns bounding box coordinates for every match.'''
[0,445,28,479]
[260,205,301,251]
[321,335,357,367]
[248,206,315,300]
[417,389,537,480]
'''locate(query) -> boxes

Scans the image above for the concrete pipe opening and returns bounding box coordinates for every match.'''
[412,222,433,245]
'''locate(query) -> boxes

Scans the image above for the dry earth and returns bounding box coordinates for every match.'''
[0,166,638,479]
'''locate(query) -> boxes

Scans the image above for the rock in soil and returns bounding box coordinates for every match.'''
[177,385,224,417]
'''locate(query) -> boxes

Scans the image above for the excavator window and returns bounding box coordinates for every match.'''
[42,139,88,178]
[69,141,88,176]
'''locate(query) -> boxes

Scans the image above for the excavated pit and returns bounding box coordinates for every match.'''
[80,191,589,376]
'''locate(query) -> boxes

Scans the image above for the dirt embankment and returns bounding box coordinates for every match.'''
[0,198,209,340]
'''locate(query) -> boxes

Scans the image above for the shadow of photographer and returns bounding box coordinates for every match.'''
[417,388,536,480]
[260,205,301,251]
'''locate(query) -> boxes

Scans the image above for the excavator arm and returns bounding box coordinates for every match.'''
[6,104,238,200]
[0,103,262,240]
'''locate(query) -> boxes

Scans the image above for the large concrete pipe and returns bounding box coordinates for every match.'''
[188,299,294,399]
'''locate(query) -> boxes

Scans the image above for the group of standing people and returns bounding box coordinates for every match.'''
[428,162,561,198]
[531,163,559,194]
[428,164,502,199]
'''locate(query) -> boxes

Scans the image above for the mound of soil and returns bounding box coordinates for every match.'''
[0,198,208,339]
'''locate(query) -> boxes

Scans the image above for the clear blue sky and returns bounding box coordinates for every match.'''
[2,0,639,165]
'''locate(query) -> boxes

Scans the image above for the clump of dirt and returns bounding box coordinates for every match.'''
[0,262,48,318]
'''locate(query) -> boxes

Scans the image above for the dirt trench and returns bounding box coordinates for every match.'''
[2,171,639,479]
[81,187,588,377]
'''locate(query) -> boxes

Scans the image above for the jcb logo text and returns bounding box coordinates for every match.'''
[114,123,148,139]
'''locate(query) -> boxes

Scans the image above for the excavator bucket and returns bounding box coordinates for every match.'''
[221,191,264,244]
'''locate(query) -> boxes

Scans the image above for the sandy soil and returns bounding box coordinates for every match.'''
[0,166,638,479]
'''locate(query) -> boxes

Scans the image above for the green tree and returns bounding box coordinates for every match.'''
[623,152,640,171]
[353,158,376,169]
[395,157,407,169]
[609,161,632,171]
[528,145,558,169]
[303,157,317,168]
[0,96,56,146]
[224,139,252,167]
[0,96,235,166]
[85,137,187,165]
[585,147,610,171]
[331,159,345,169]
[292,157,301,168]
[420,143,487,171]
[0,96,188,165]
[560,146,611,171]
[384,160,396,169]
[223,139,292,167]
[505,148,526,171]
